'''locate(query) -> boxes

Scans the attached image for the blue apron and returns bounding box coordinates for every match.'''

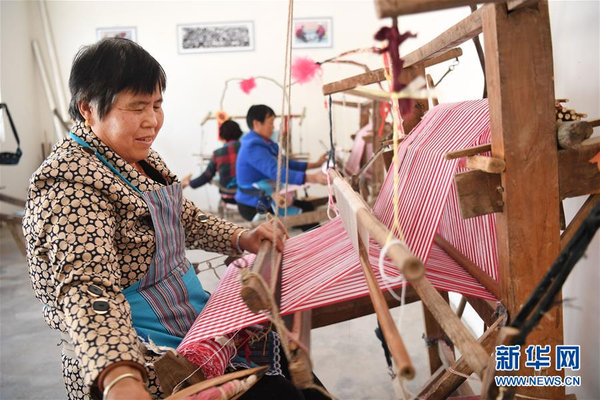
[70,132,209,349]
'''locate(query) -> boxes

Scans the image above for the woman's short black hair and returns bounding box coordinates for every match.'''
[219,120,243,142]
[68,37,167,122]
[246,105,275,131]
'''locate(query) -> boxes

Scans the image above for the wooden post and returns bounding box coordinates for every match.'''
[483,2,564,397]
[371,100,384,202]
[357,238,415,379]
[422,290,451,375]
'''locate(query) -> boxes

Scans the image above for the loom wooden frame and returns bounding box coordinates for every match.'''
[315,0,593,398]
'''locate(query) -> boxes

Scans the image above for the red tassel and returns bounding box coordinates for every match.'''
[292,56,322,84]
[239,77,256,94]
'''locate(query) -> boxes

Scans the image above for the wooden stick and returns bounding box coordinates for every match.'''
[426,74,439,106]
[312,286,421,328]
[561,194,600,249]
[557,120,594,149]
[466,155,506,173]
[166,366,268,400]
[288,310,314,388]
[322,47,462,95]
[357,238,415,379]
[240,240,282,313]
[588,118,600,128]
[434,235,501,299]
[445,143,492,160]
[331,100,363,108]
[0,193,26,208]
[416,314,506,400]
[374,0,503,18]
[423,290,450,374]
[410,275,491,378]
[356,209,424,280]
[201,112,304,126]
[401,7,484,70]
[481,327,520,400]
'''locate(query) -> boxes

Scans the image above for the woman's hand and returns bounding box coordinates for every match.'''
[237,220,288,254]
[181,174,192,188]
[307,153,328,169]
[102,365,150,400]
[305,172,328,185]
[105,377,151,400]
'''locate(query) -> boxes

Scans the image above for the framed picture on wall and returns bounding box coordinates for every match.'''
[177,21,255,54]
[292,17,333,49]
[96,27,137,42]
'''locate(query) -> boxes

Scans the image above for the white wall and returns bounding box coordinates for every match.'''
[1,0,598,397]
[0,0,54,214]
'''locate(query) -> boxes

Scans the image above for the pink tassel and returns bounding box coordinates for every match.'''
[291,56,321,84]
[239,77,256,94]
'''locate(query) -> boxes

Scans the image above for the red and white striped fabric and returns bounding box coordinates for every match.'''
[178,99,499,366]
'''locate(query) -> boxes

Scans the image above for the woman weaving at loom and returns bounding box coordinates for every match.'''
[22,38,323,400]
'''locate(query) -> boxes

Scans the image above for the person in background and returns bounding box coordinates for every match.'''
[182,119,242,204]
[235,104,328,223]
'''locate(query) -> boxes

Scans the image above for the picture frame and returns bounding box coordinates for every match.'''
[96,26,137,42]
[177,21,255,54]
[292,17,333,49]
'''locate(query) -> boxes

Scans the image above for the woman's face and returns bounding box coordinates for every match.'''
[85,88,164,163]
[254,115,275,140]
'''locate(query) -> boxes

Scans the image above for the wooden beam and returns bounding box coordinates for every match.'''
[558,141,600,199]
[240,240,282,312]
[466,155,506,174]
[454,140,600,219]
[288,310,314,388]
[0,193,26,208]
[454,170,503,219]
[417,314,506,400]
[411,275,490,378]
[331,100,363,108]
[374,0,503,18]
[445,143,492,160]
[483,2,563,397]
[434,235,501,300]
[401,7,484,69]
[280,208,329,230]
[322,48,462,96]
[423,291,450,374]
[311,287,421,328]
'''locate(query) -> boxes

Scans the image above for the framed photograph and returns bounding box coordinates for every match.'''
[177,21,254,54]
[292,18,333,49]
[96,27,137,42]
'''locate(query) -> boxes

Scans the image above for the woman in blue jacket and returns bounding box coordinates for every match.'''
[235,105,327,222]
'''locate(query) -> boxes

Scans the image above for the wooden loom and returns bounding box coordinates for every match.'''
[240,0,598,399]
[156,1,599,398]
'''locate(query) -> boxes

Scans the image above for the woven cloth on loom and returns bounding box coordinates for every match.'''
[178,99,499,373]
